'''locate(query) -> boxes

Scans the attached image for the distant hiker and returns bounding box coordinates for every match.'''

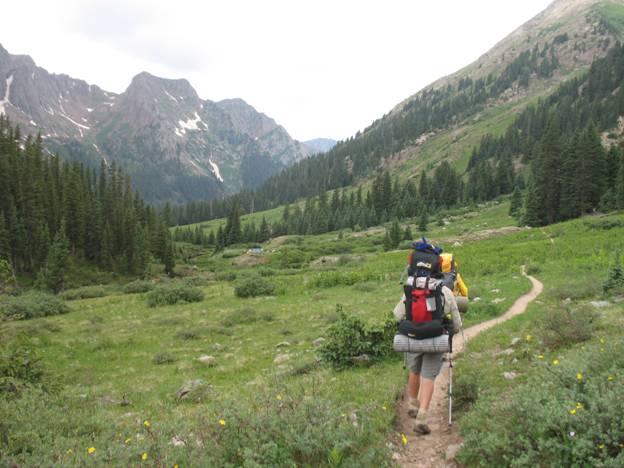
[393,239,462,435]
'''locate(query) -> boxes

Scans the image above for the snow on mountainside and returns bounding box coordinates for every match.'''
[0,45,311,204]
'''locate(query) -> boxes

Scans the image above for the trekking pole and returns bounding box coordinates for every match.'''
[448,354,453,426]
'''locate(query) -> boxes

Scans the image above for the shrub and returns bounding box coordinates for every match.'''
[222,249,244,259]
[603,251,624,295]
[549,279,602,301]
[0,337,48,396]
[318,306,396,368]
[234,276,275,298]
[146,282,204,307]
[176,329,201,340]
[182,276,209,287]
[215,271,237,282]
[310,271,381,288]
[122,280,154,294]
[60,285,110,301]
[152,352,177,365]
[539,306,598,350]
[0,291,69,321]
[458,340,624,467]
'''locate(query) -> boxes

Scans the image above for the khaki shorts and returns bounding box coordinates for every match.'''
[407,352,444,380]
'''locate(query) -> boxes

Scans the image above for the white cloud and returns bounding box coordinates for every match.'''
[2,0,553,141]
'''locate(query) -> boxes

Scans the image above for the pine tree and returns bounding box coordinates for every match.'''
[259,217,271,242]
[163,238,175,276]
[225,202,242,245]
[419,207,429,232]
[403,225,413,241]
[382,230,393,252]
[0,213,10,261]
[522,178,542,227]
[389,220,402,248]
[617,146,624,209]
[39,224,69,293]
[509,186,522,218]
[534,115,562,224]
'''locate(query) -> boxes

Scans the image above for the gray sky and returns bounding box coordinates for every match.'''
[3,0,553,141]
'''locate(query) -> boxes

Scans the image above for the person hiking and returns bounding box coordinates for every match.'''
[393,240,463,435]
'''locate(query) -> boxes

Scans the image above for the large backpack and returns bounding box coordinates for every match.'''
[398,240,451,340]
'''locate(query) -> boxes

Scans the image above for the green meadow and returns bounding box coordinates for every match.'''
[2,201,623,466]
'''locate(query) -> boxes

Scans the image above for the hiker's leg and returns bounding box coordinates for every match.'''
[408,371,420,399]
[418,378,435,411]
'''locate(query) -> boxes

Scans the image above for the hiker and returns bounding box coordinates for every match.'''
[393,240,462,435]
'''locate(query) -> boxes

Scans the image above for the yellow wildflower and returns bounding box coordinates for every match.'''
[569,409,576,415]
[174,465,179,468]
[124,438,132,444]
[401,434,408,446]
[66,449,73,454]
[598,444,605,449]
[576,373,583,381]
[608,375,614,381]
[276,394,283,401]
[219,419,226,426]
[382,405,387,411]
[600,338,605,344]
[576,402,583,409]
[552,359,560,366]
[142,453,148,461]
[538,354,544,360]
[87,447,96,455]
[525,334,532,342]
[143,420,151,428]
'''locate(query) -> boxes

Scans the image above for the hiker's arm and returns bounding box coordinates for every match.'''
[442,286,462,331]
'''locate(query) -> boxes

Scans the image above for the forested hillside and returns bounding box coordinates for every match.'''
[0,116,174,290]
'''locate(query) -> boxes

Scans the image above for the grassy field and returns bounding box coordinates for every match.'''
[2,202,623,466]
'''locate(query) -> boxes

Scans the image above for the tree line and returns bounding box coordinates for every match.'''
[0,117,175,291]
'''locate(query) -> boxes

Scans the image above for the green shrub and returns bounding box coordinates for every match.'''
[0,291,69,321]
[122,280,154,294]
[222,249,244,259]
[458,340,624,467]
[176,329,201,340]
[549,279,602,301]
[182,276,209,287]
[603,251,624,295]
[60,285,110,301]
[318,306,396,368]
[310,271,381,288]
[234,276,275,298]
[0,337,48,396]
[539,306,598,350]
[152,352,177,365]
[146,282,204,307]
[215,271,237,282]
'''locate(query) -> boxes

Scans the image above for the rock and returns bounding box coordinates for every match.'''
[175,379,211,401]
[473,297,481,302]
[496,348,515,356]
[171,436,186,447]
[511,337,520,346]
[590,300,610,308]
[197,355,216,366]
[613,296,624,303]
[349,412,358,427]
[392,452,401,461]
[503,372,518,380]
[211,343,223,350]
[563,297,572,304]
[446,443,463,461]
[312,337,325,347]
[352,354,371,364]
[274,354,290,364]
[276,341,291,348]
[453,241,462,247]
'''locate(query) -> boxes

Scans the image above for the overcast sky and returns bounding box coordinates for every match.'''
[2,0,553,141]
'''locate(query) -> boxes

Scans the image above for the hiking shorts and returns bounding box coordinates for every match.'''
[407,352,444,380]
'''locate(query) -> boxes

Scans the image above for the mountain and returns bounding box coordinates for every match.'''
[303,138,337,154]
[0,45,312,204]
[212,0,624,213]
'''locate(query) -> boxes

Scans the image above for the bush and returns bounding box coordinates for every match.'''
[539,306,598,350]
[146,282,204,307]
[60,285,110,301]
[0,291,70,321]
[152,352,177,365]
[0,337,48,396]
[310,271,382,288]
[182,276,209,287]
[458,340,624,467]
[122,280,154,294]
[215,271,237,282]
[222,249,244,259]
[318,306,396,368]
[234,276,275,298]
[176,329,201,340]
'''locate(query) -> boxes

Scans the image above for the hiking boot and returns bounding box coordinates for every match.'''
[413,412,431,435]
[407,398,419,418]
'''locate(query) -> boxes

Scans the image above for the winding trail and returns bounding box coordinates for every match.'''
[396,267,543,467]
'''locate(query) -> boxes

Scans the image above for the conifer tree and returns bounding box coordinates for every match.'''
[389,220,402,248]
[617,147,624,209]
[403,225,413,241]
[382,230,393,252]
[509,186,522,218]
[163,238,175,276]
[38,223,69,293]
[259,217,271,242]
[522,179,542,227]
[419,207,429,232]
[0,213,10,261]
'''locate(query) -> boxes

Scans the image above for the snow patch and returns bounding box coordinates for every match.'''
[175,127,185,138]
[29,120,37,126]
[208,158,224,182]
[31,72,35,80]
[178,112,203,131]
[86,107,93,112]
[164,90,178,102]
[0,75,14,116]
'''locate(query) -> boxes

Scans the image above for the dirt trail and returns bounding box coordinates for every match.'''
[396,267,543,467]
